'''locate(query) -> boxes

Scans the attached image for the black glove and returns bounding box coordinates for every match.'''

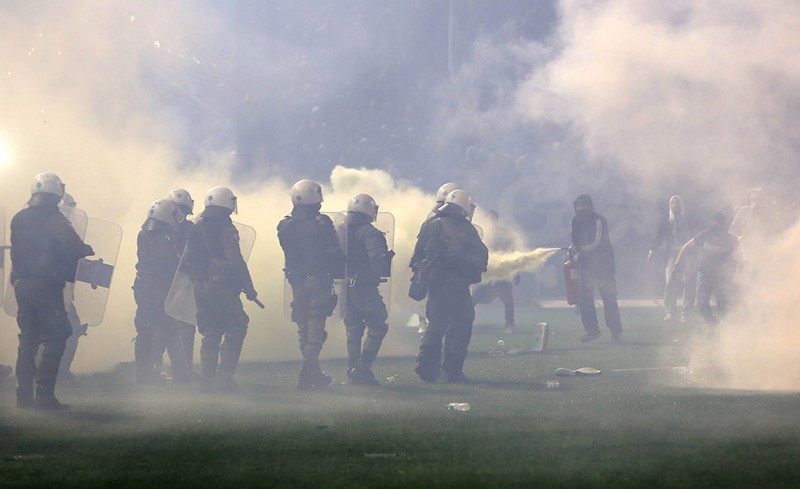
[244,286,258,301]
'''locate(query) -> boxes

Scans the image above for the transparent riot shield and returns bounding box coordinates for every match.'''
[0,207,6,307]
[374,212,395,312]
[164,222,257,325]
[61,206,88,240]
[74,217,123,327]
[282,212,348,321]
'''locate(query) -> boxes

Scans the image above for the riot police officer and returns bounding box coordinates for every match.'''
[11,172,94,409]
[133,199,189,384]
[414,182,460,334]
[181,187,257,394]
[411,189,488,383]
[278,179,346,390]
[164,188,198,375]
[343,193,392,386]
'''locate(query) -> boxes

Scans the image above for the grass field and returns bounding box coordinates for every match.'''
[2,305,800,488]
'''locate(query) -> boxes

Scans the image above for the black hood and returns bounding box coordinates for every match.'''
[573,194,594,213]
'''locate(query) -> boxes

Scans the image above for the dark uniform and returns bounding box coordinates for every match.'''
[181,206,256,392]
[278,204,346,389]
[411,205,488,383]
[570,194,623,342]
[11,193,93,409]
[343,211,391,385]
[133,217,188,383]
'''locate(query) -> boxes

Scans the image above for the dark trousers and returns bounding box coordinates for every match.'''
[696,271,733,326]
[194,281,249,386]
[15,279,72,393]
[418,275,475,377]
[344,284,389,369]
[578,274,623,336]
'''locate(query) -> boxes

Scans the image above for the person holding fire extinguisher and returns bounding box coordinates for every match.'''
[569,194,623,343]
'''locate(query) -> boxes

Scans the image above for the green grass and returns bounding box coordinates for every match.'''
[2,306,800,488]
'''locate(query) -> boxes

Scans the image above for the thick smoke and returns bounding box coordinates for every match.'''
[517,1,800,391]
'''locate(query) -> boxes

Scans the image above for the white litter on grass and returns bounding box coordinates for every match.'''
[554,367,603,377]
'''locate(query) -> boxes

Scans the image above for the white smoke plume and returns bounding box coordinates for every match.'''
[517,1,800,391]
[0,2,452,372]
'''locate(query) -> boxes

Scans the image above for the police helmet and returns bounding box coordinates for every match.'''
[165,187,194,216]
[347,193,379,220]
[148,199,184,227]
[290,179,323,205]
[436,182,460,203]
[31,172,65,198]
[205,186,238,213]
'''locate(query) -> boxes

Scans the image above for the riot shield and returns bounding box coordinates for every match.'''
[164,222,257,325]
[61,206,88,240]
[374,212,395,312]
[74,217,123,326]
[0,207,5,308]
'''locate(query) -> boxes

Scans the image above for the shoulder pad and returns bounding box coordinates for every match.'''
[277,216,292,231]
[316,214,333,225]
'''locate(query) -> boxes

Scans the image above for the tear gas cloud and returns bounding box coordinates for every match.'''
[3,0,800,394]
[0,2,450,371]
[517,0,800,391]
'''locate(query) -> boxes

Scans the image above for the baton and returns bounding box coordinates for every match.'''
[251,298,266,309]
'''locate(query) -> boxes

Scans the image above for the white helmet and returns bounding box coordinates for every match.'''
[347,193,379,220]
[436,182,460,203]
[165,187,194,215]
[148,199,184,227]
[444,189,475,220]
[204,186,238,213]
[61,192,77,208]
[31,172,65,198]
[290,179,323,205]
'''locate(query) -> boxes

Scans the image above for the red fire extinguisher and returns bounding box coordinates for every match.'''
[564,249,581,305]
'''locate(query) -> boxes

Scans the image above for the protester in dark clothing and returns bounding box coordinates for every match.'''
[133,199,190,384]
[647,195,697,323]
[343,194,392,386]
[569,194,623,343]
[11,172,94,410]
[411,189,488,383]
[278,179,346,390]
[674,212,740,336]
[181,187,257,393]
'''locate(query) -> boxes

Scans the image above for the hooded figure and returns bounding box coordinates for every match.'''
[569,194,623,343]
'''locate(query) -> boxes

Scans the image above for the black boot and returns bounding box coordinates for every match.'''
[415,345,441,383]
[298,364,332,391]
[16,383,35,409]
[35,382,70,411]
